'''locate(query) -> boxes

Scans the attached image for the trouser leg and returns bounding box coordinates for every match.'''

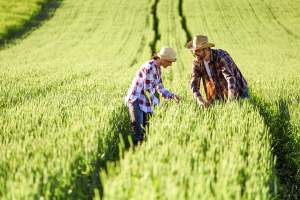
[128,100,145,145]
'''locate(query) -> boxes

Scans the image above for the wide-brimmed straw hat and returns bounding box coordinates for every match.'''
[186,35,215,50]
[157,47,177,62]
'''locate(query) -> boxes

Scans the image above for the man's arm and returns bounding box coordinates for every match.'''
[190,60,209,107]
[228,88,235,100]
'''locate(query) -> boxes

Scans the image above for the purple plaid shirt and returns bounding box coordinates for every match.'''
[125,60,174,113]
[190,49,248,104]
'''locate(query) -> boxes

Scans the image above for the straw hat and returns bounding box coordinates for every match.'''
[186,35,215,50]
[157,47,177,62]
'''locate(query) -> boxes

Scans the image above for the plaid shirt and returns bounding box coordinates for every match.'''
[190,49,248,104]
[125,60,174,113]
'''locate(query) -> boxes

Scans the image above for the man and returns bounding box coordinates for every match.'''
[187,35,248,108]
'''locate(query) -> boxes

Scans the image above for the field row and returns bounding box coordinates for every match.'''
[182,0,300,196]
[0,0,155,198]
[0,0,299,199]
[103,0,300,198]
[0,0,51,42]
[101,0,275,199]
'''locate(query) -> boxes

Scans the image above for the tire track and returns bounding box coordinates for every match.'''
[178,0,192,45]
[150,0,161,55]
[249,91,300,197]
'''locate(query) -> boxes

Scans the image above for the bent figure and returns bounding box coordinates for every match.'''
[125,47,182,145]
[187,35,248,108]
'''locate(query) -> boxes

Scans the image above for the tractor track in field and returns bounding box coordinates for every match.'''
[250,91,300,198]
[150,0,161,55]
[178,0,192,45]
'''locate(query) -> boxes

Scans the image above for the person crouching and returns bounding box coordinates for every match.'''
[187,35,249,108]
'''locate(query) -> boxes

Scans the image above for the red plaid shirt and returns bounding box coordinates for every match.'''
[125,60,174,113]
[190,49,248,104]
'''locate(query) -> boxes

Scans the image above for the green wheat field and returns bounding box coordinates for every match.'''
[0,0,299,199]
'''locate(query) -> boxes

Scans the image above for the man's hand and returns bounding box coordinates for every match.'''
[197,96,209,109]
[198,101,209,109]
[174,94,182,104]
[228,89,235,100]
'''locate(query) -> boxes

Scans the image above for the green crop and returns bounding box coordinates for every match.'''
[0,0,50,42]
[0,0,299,199]
[0,0,155,198]
[183,0,300,197]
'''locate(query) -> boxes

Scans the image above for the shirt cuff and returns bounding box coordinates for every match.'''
[169,93,175,100]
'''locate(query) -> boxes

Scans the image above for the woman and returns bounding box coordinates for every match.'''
[125,47,182,145]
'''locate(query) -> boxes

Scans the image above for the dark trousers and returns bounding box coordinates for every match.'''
[128,100,151,145]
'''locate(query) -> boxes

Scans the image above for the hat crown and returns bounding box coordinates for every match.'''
[160,47,176,58]
[193,35,209,46]
[158,47,177,62]
[186,35,215,50]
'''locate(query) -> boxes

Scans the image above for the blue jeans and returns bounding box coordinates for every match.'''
[128,100,151,145]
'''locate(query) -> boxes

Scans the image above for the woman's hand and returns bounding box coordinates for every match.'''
[174,94,182,104]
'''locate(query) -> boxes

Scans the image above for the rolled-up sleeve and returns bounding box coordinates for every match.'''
[219,53,236,90]
[190,60,202,99]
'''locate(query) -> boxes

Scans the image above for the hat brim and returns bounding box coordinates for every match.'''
[157,53,177,62]
[186,41,215,50]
